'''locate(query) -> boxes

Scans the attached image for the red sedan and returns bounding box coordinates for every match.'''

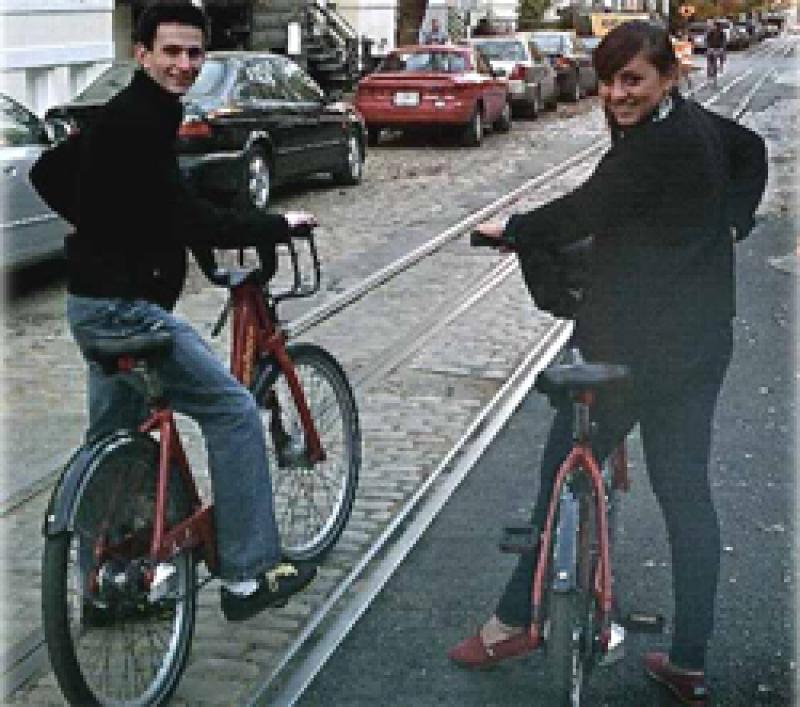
[355,45,512,147]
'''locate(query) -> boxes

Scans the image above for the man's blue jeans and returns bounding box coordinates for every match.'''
[67,294,281,580]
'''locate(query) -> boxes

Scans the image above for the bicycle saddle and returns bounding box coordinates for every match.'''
[84,328,174,367]
[536,362,631,395]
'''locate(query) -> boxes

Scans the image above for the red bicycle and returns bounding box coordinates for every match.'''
[42,228,361,705]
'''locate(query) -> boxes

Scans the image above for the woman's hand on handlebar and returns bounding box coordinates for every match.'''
[471,217,513,252]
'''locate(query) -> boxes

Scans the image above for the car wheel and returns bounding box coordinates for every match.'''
[462,108,482,147]
[367,126,381,146]
[241,146,271,210]
[333,132,364,186]
[492,101,512,133]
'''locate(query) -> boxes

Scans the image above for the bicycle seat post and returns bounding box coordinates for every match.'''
[573,389,595,445]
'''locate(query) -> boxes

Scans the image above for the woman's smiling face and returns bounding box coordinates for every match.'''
[598,50,676,127]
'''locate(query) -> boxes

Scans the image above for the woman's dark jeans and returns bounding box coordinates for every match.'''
[495,329,733,670]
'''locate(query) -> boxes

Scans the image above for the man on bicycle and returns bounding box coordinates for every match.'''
[705,20,726,78]
[64,1,316,621]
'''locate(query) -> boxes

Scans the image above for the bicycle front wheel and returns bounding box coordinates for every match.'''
[42,433,197,706]
[254,343,361,562]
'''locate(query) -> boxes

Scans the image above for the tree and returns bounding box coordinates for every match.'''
[517,0,551,30]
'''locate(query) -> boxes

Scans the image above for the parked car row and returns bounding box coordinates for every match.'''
[354,31,597,148]
[687,17,769,53]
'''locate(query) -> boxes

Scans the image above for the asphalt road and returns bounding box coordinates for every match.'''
[298,108,796,707]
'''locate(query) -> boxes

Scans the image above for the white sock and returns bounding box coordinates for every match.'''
[222,578,259,596]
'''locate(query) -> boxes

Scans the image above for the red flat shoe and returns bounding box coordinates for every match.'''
[645,651,709,705]
[448,630,537,669]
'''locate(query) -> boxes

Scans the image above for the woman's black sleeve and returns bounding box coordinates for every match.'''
[503,131,664,254]
[719,117,767,241]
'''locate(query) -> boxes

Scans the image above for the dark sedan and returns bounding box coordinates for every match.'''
[1,93,69,269]
[45,52,366,210]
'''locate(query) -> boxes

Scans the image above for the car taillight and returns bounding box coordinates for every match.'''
[555,56,572,70]
[509,64,527,81]
[178,120,212,139]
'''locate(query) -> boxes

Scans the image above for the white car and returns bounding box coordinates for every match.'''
[1,94,69,269]
[467,36,559,117]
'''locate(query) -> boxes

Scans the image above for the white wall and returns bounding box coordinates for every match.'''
[0,0,116,116]
[336,0,397,56]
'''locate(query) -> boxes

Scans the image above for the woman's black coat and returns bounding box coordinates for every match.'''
[505,93,767,379]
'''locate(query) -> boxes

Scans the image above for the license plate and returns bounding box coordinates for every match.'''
[393,91,419,107]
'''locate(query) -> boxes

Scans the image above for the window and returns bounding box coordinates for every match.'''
[0,95,46,147]
[75,63,135,102]
[475,41,527,62]
[186,59,228,98]
[272,57,324,102]
[379,51,467,73]
[234,60,285,101]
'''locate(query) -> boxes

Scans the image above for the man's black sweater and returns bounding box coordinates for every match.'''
[505,93,767,379]
[67,69,289,310]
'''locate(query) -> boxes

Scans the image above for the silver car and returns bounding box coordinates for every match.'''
[1,94,68,269]
[467,36,558,118]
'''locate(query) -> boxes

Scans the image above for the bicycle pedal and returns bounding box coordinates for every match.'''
[499,524,538,555]
[621,611,665,634]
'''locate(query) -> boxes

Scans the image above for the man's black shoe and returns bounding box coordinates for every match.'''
[220,562,317,622]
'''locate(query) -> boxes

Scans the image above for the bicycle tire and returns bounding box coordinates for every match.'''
[253,342,360,563]
[42,433,197,706]
[544,488,584,707]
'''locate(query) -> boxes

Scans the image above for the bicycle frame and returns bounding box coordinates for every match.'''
[229,279,324,463]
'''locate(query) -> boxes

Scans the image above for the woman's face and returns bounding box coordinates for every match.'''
[599,51,676,127]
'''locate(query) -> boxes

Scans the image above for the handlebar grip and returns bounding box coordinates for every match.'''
[470,230,509,250]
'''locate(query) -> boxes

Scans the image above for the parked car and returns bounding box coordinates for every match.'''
[1,93,69,269]
[466,35,558,118]
[354,45,512,147]
[525,31,597,101]
[580,35,602,56]
[688,21,709,52]
[44,52,366,210]
[729,21,752,49]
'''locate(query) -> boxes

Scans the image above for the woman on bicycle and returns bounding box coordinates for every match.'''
[448,20,766,704]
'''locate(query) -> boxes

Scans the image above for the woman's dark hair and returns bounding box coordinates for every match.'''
[593,20,677,83]
[134,2,208,49]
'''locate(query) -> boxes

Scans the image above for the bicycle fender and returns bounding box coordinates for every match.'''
[551,492,579,592]
[42,430,143,537]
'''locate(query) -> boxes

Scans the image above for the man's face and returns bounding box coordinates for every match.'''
[135,22,205,96]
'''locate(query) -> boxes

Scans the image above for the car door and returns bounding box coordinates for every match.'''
[473,48,505,121]
[571,36,597,93]
[0,95,67,268]
[527,40,557,104]
[234,58,300,183]
[275,57,345,173]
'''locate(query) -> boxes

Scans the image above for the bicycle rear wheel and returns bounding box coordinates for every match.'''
[253,343,360,562]
[42,433,197,706]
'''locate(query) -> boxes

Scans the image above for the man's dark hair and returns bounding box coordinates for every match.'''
[134,1,208,49]
[594,20,677,83]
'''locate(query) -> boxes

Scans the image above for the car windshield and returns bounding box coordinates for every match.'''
[379,51,468,73]
[75,63,135,102]
[474,41,527,61]
[531,34,566,53]
[186,59,229,98]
